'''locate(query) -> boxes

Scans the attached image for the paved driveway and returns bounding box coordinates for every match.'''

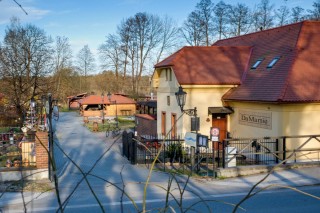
[54,112,191,212]
[53,112,320,211]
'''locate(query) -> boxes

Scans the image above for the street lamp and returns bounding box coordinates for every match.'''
[30,97,36,125]
[101,92,105,124]
[175,86,197,118]
[41,95,46,125]
[175,86,200,171]
[107,92,118,126]
[30,97,36,108]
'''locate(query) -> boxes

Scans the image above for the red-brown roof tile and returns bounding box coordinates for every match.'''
[214,21,320,103]
[67,93,88,99]
[80,94,136,105]
[155,46,252,85]
[136,114,156,120]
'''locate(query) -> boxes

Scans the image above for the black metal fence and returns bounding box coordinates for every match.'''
[122,132,215,174]
[215,138,279,168]
[122,132,320,176]
[0,129,37,169]
[219,135,320,168]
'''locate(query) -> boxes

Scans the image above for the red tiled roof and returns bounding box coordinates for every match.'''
[214,21,320,103]
[136,114,156,120]
[67,93,88,99]
[80,94,136,105]
[155,46,252,85]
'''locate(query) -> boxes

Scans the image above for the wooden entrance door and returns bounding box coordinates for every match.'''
[212,114,227,150]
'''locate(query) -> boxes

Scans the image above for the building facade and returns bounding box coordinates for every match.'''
[152,21,320,149]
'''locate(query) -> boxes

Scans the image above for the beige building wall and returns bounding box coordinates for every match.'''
[107,104,136,116]
[153,68,234,137]
[228,102,320,161]
[281,103,320,136]
[227,102,283,138]
[228,102,320,138]
[82,104,136,117]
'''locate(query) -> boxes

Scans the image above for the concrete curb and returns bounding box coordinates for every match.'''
[214,162,320,178]
[0,169,49,181]
[0,191,53,206]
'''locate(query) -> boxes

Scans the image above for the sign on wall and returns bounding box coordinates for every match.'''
[184,132,197,147]
[197,134,208,147]
[239,110,272,130]
[210,127,220,142]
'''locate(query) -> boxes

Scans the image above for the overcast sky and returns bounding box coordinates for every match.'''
[0,0,315,70]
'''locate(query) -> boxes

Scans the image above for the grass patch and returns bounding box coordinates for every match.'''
[216,176,227,180]
[85,117,135,132]
[1,180,54,192]
[0,127,21,133]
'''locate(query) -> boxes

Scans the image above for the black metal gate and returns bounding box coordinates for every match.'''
[216,137,280,168]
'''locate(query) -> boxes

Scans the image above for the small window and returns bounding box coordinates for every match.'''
[267,57,280,68]
[251,58,264,69]
[165,69,172,81]
[167,96,170,106]
[161,112,166,135]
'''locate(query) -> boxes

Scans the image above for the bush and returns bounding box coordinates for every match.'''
[166,143,184,163]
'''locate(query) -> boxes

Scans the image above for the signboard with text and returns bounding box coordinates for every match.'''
[239,110,272,130]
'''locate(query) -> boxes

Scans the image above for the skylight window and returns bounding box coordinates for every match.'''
[251,59,264,69]
[267,57,280,68]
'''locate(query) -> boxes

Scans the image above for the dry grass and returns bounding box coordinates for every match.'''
[0,180,54,192]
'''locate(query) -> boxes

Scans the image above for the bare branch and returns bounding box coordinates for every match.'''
[13,0,28,15]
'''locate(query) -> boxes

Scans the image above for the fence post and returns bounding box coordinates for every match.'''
[127,132,132,161]
[163,137,165,171]
[212,141,215,171]
[122,131,128,157]
[131,138,137,165]
[275,138,279,163]
[222,140,226,168]
[283,137,286,164]
[191,146,195,173]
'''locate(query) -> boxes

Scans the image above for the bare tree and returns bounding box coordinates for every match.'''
[54,36,73,96]
[76,45,95,77]
[275,5,290,26]
[118,19,133,80]
[99,34,122,80]
[181,11,205,46]
[253,0,275,30]
[195,0,215,46]
[106,14,179,95]
[307,0,320,20]
[123,12,162,94]
[291,6,306,23]
[54,36,72,72]
[228,3,251,36]
[76,45,95,92]
[213,1,231,40]
[155,15,180,63]
[0,18,53,118]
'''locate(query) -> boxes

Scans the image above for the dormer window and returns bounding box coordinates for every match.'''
[251,58,264,69]
[267,57,280,68]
